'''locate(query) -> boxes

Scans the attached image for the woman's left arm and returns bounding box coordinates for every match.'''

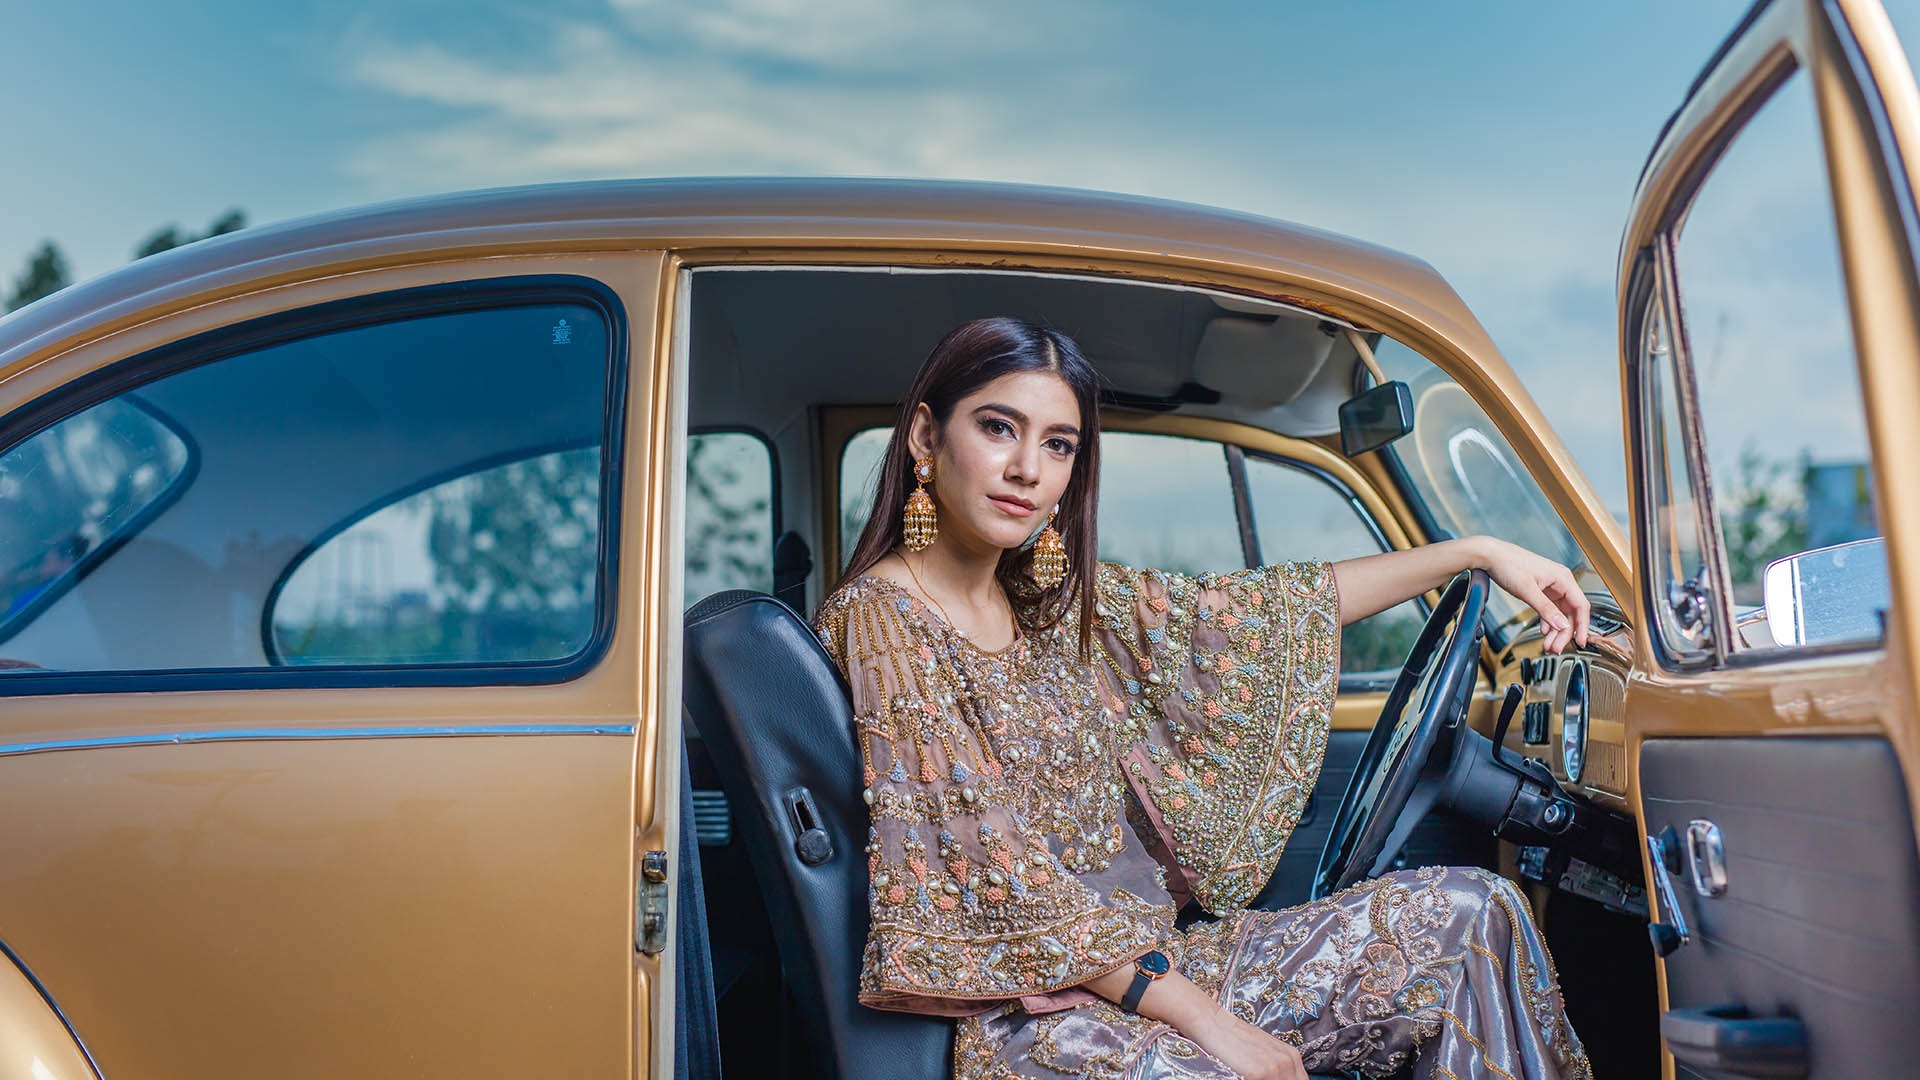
[1331,536,1590,654]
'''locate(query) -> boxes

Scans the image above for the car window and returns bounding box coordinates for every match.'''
[684,431,775,605]
[1242,454,1422,677]
[1668,68,1882,653]
[1640,298,1714,661]
[1095,432,1242,575]
[0,397,193,644]
[0,287,617,678]
[271,447,599,665]
[1374,337,1607,640]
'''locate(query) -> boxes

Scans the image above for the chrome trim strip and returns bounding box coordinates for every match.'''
[0,723,637,758]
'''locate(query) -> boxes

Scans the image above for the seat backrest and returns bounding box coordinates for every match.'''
[682,590,952,1080]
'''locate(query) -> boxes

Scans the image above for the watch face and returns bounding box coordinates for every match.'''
[1138,949,1171,976]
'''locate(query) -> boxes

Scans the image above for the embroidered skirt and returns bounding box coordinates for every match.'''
[952,866,1591,1080]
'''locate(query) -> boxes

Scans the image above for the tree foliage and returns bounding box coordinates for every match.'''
[4,241,71,312]
[134,209,247,260]
[1720,445,1809,602]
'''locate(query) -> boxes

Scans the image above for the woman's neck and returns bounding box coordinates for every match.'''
[899,538,1003,610]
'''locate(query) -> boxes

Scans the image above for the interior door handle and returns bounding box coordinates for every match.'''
[1661,1005,1808,1078]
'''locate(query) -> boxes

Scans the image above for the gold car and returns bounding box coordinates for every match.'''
[1,0,1914,1076]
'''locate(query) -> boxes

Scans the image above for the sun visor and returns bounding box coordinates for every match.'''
[1192,314,1336,408]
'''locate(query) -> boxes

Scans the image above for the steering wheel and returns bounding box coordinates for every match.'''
[1312,569,1490,899]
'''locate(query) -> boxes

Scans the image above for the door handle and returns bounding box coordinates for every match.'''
[1646,824,1692,956]
[1661,1004,1808,1077]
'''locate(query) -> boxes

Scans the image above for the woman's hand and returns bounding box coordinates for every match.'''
[1473,536,1590,653]
[1085,963,1306,1080]
[1330,535,1590,653]
[1183,1003,1308,1080]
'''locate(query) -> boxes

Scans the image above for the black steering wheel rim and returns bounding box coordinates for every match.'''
[1311,569,1490,899]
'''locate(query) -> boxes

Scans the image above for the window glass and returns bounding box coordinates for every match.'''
[1642,301,1713,658]
[273,448,598,665]
[0,293,614,675]
[684,431,774,605]
[1375,337,1611,638]
[1670,68,1882,650]
[840,426,889,566]
[0,398,192,641]
[1096,432,1241,576]
[1243,455,1421,676]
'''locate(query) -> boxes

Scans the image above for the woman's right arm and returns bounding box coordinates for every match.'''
[1081,964,1306,1080]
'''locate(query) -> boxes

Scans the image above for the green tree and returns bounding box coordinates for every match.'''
[5,241,71,312]
[134,209,246,259]
[1720,445,1810,603]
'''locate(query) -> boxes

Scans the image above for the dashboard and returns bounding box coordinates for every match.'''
[1492,624,1632,812]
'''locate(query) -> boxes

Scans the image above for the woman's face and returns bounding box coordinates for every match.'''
[909,370,1084,555]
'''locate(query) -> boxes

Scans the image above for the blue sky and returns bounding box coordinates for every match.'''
[7,0,1915,514]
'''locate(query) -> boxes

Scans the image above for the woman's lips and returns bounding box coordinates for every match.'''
[988,496,1036,517]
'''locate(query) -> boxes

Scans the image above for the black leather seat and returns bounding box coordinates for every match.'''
[684,590,953,1079]
[684,588,1361,1080]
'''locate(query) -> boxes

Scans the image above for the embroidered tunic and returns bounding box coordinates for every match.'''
[815,562,1589,1080]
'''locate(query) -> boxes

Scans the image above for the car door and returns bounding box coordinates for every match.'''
[0,254,662,1077]
[1619,0,1920,1075]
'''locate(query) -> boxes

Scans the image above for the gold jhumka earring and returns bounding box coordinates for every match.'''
[1031,507,1067,589]
[903,457,939,551]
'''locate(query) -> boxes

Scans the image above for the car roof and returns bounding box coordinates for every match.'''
[0,177,1497,374]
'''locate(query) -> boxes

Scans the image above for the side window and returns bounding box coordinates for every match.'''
[1095,432,1242,575]
[839,427,889,566]
[0,285,618,678]
[1242,455,1421,678]
[0,398,192,641]
[684,431,775,605]
[1665,69,1882,653]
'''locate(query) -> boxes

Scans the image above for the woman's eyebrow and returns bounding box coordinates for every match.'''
[974,403,1079,438]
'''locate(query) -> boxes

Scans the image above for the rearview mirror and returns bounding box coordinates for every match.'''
[1762,537,1889,647]
[1338,381,1414,457]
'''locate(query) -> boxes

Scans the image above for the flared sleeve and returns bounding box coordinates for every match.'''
[815,588,1158,1015]
[1092,561,1341,915]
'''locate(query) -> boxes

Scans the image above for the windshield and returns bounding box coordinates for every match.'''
[1374,337,1614,637]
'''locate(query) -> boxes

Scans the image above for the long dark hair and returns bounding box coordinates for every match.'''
[832,317,1104,658]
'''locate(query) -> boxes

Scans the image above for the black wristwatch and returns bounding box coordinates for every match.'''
[1119,949,1171,1012]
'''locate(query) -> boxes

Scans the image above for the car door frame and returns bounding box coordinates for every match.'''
[1617,0,1920,1073]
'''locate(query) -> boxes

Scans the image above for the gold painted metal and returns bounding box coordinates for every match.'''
[0,254,658,1077]
[0,952,96,1079]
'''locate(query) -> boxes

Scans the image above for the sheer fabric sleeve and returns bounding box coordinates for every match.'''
[815,589,1158,1015]
[1093,561,1341,915]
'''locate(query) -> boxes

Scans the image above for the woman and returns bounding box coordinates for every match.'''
[813,317,1592,1080]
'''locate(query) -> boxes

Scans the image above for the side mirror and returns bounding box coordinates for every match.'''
[1762,537,1889,647]
[1337,381,1414,457]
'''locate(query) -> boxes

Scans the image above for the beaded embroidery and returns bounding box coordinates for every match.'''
[813,560,1339,1009]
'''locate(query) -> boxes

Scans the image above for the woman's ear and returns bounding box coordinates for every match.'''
[905,403,938,461]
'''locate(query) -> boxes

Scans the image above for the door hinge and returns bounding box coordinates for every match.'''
[638,849,669,955]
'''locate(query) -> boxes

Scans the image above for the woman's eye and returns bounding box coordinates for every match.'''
[982,418,1014,438]
[1045,438,1077,455]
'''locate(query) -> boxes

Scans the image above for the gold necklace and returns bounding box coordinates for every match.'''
[899,552,1016,646]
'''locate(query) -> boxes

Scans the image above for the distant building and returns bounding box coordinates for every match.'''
[1804,461,1876,548]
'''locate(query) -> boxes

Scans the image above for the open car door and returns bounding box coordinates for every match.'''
[1619,0,1920,1075]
